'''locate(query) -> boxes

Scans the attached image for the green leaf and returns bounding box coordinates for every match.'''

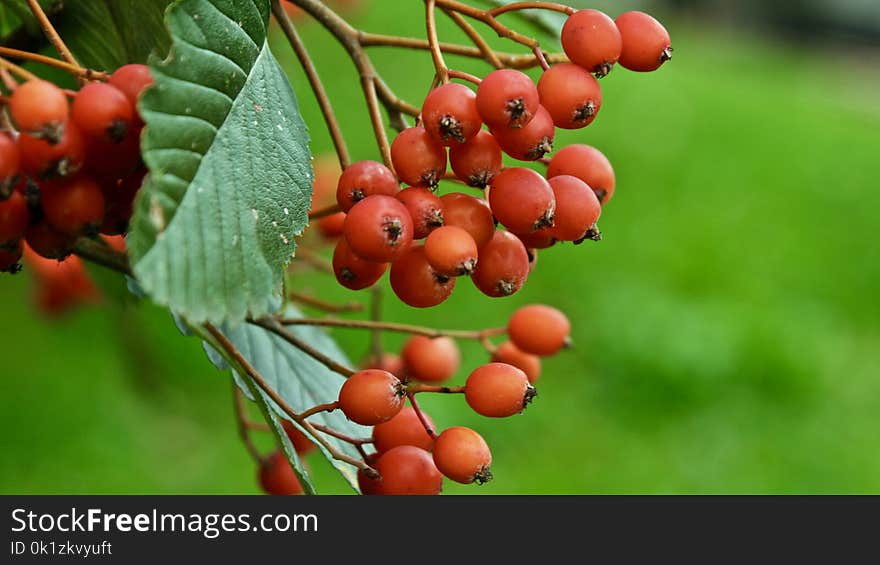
[128,0,313,324]
[211,305,367,491]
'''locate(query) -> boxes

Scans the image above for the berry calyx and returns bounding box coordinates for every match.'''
[401,335,460,383]
[258,451,304,495]
[547,144,616,204]
[475,69,539,130]
[471,230,530,297]
[336,160,399,212]
[338,369,406,426]
[390,126,447,187]
[561,9,622,77]
[424,225,479,276]
[615,11,673,72]
[71,82,135,143]
[421,83,482,146]
[538,63,603,129]
[492,105,555,161]
[332,237,388,290]
[395,186,444,240]
[433,427,493,485]
[9,80,69,142]
[491,341,542,383]
[389,245,456,308]
[448,130,503,188]
[372,406,435,453]
[489,167,556,233]
[465,362,536,418]
[508,304,571,356]
[439,192,495,248]
[373,446,443,495]
[343,195,414,263]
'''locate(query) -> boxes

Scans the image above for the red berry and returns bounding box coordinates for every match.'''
[373,446,443,495]
[24,221,74,260]
[439,192,495,248]
[281,420,316,456]
[83,127,143,182]
[433,427,492,484]
[475,69,539,130]
[616,11,673,72]
[358,454,382,495]
[360,352,404,377]
[488,167,555,233]
[395,186,444,239]
[449,130,502,188]
[372,406,435,453]
[9,80,69,141]
[401,335,460,383]
[538,63,603,129]
[0,239,23,274]
[491,341,542,383]
[390,126,447,187]
[0,133,21,195]
[547,144,615,204]
[508,304,571,356]
[317,211,346,239]
[40,176,106,236]
[18,123,86,179]
[336,160,399,212]
[338,369,406,426]
[421,83,482,146]
[99,169,144,236]
[332,237,388,290]
[465,362,535,418]
[514,229,556,250]
[424,225,478,276]
[561,9,622,77]
[389,245,456,308]
[492,105,555,161]
[108,64,154,109]
[547,175,601,242]
[343,195,413,263]
[471,230,529,297]
[258,451,304,495]
[0,190,29,245]
[72,83,134,143]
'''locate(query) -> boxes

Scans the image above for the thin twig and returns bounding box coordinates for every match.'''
[448,69,481,84]
[289,291,364,313]
[408,384,466,394]
[425,0,449,83]
[0,47,109,80]
[277,316,506,341]
[233,382,266,464]
[300,401,340,419]
[73,238,132,276]
[434,0,546,57]
[487,1,575,17]
[308,203,341,220]
[271,0,350,170]
[441,8,502,69]
[406,392,438,440]
[310,422,373,445]
[24,0,82,80]
[0,56,38,82]
[250,317,356,377]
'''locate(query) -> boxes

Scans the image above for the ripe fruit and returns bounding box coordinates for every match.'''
[0,240,23,274]
[439,192,495,248]
[615,11,673,72]
[395,186,443,239]
[318,211,346,238]
[372,406,435,453]
[18,124,86,179]
[358,455,382,495]
[360,352,404,377]
[465,362,536,418]
[0,133,20,195]
[561,9,622,77]
[100,169,144,235]
[9,80,69,141]
[537,63,603,129]
[508,304,571,356]
[424,225,478,276]
[547,175,601,242]
[24,221,74,260]
[471,230,530,297]
[421,83,482,146]
[475,69,539,130]
[401,335,460,383]
[489,168,555,233]
[547,144,616,204]
[72,83,134,143]
[108,63,154,107]
[83,127,142,182]
[332,237,388,290]
[0,190,29,245]
[433,427,492,484]
[40,176,106,236]
[22,249,100,315]
[448,130,502,188]
[390,126,447,187]
[338,369,406,426]
[343,195,413,263]
[514,229,555,250]
[281,420,316,456]
[373,446,443,495]
[491,341,542,383]
[336,160,399,212]
[492,105,555,161]
[390,245,456,308]
[258,451,304,495]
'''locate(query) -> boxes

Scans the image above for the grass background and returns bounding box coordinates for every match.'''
[1,1,879,494]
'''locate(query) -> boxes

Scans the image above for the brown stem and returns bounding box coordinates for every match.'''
[310,422,373,445]
[24,0,83,82]
[406,392,438,440]
[233,382,266,464]
[448,69,481,85]
[441,8,503,69]
[271,0,351,170]
[0,56,38,82]
[487,1,575,17]
[277,316,506,341]
[425,0,449,83]
[289,291,364,313]
[300,401,339,419]
[73,237,132,276]
[0,47,108,81]
[360,75,393,170]
[408,384,466,394]
[250,317,356,378]
[308,203,341,220]
[434,0,544,54]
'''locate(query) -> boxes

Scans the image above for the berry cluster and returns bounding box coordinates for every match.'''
[310,10,671,307]
[0,64,152,273]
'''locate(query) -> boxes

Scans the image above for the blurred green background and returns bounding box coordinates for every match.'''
[2,0,879,494]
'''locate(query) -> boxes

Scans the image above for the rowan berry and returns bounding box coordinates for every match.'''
[373,446,443,495]
[108,64,154,108]
[372,406,435,453]
[0,190,29,245]
[421,83,482,146]
[258,451,304,495]
[360,352,404,378]
[547,175,601,242]
[475,69,539,129]
[488,167,555,233]
[424,225,478,276]
[390,126,447,187]
[281,420,316,456]
[395,186,443,239]
[401,335,460,383]
[40,176,106,236]
[336,160,399,212]
[23,221,74,260]
[343,195,413,263]
[0,133,20,196]
[72,82,135,143]
[338,369,406,426]
[389,245,456,308]
[448,130,502,188]
[508,304,571,356]
[439,192,495,248]
[492,105,555,161]
[538,63,603,129]
[471,230,530,297]
[616,11,673,72]
[18,124,86,179]
[332,237,387,290]
[433,427,492,484]
[561,9,622,77]
[9,80,69,142]
[546,144,615,204]
[491,341,542,383]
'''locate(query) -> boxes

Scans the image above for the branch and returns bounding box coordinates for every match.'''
[0,47,109,81]
[441,8,502,69]
[0,56,38,82]
[308,203,341,220]
[249,316,356,378]
[289,291,364,313]
[276,316,506,341]
[24,0,82,77]
[73,237,132,276]
[406,392,438,440]
[425,0,449,83]
[487,1,575,17]
[408,384,466,394]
